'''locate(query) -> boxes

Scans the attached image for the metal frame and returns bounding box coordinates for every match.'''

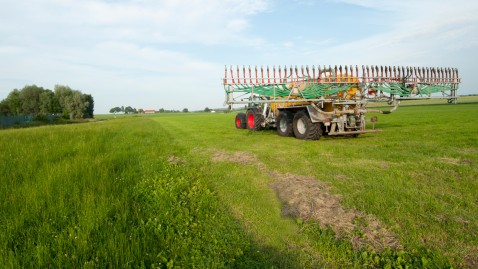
[223,65,460,137]
[224,65,460,106]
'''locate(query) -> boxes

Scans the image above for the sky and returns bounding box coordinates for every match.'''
[1,0,477,114]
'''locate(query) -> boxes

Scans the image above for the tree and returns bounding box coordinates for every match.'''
[5,89,21,116]
[123,106,133,114]
[68,91,86,119]
[159,108,165,113]
[39,90,54,116]
[82,94,94,118]
[0,84,94,120]
[138,108,144,114]
[54,85,74,118]
[182,108,188,113]
[0,100,10,116]
[20,85,45,116]
[109,107,122,114]
[204,107,211,112]
[54,85,90,119]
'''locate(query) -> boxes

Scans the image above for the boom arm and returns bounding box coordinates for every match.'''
[224,65,460,106]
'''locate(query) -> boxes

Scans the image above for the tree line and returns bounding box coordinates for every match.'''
[107,106,216,114]
[109,107,189,114]
[157,107,213,113]
[109,106,143,114]
[0,85,94,119]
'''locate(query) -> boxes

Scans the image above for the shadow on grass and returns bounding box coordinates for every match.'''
[234,241,320,269]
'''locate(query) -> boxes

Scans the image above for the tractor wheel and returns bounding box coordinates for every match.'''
[276,111,294,136]
[235,113,246,129]
[293,110,322,140]
[246,109,264,131]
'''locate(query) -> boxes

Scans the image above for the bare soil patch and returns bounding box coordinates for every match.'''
[439,157,472,166]
[269,171,401,250]
[463,246,478,268]
[167,155,185,165]
[210,149,401,250]
[211,150,257,165]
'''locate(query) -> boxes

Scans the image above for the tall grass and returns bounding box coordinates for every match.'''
[1,101,477,268]
[0,118,268,268]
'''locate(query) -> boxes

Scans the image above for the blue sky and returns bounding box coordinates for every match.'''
[1,0,477,113]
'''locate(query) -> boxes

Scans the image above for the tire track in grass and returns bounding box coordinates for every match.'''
[210,149,401,251]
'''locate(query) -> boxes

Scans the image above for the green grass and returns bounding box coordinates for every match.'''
[1,101,477,268]
[0,119,263,268]
[149,102,478,267]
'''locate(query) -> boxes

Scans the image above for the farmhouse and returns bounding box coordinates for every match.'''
[144,110,155,114]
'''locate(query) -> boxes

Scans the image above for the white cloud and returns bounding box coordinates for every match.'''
[1,0,271,45]
[275,0,478,93]
[330,0,478,63]
[0,0,477,114]
[0,0,272,112]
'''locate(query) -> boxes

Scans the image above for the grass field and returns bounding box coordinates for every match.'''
[1,99,477,268]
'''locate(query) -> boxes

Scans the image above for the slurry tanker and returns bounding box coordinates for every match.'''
[223,65,460,140]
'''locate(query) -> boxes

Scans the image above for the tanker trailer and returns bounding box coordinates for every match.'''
[224,65,460,140]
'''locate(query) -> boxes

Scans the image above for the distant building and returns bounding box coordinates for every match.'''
[144,110,156,114]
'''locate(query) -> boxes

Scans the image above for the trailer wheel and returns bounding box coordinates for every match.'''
[293,110,322,140]
[246,109,264,131]
[276,111,294,136]
[235,113,247,129]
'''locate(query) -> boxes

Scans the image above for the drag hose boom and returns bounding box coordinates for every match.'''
[223,65,460,140]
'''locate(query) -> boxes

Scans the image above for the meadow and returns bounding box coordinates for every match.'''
[1,98,477,268]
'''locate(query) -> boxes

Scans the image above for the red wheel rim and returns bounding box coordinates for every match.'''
[235,117,241,127]
[247,113,255,128]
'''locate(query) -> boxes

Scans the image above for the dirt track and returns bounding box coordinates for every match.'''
[211,149,401,250]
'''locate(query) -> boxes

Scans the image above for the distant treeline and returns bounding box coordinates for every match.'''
[0,85,94,120]
[109,106,142,114]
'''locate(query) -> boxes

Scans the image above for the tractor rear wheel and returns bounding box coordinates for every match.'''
[246,109,264,131]
[276,111,294,136]
[235,113,246,129]
[293,111,322,140]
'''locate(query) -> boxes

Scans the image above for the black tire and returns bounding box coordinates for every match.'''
[292,110,322,140]
[276,111,294,136]
[235,113,246,129]
[246,109,264,131]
